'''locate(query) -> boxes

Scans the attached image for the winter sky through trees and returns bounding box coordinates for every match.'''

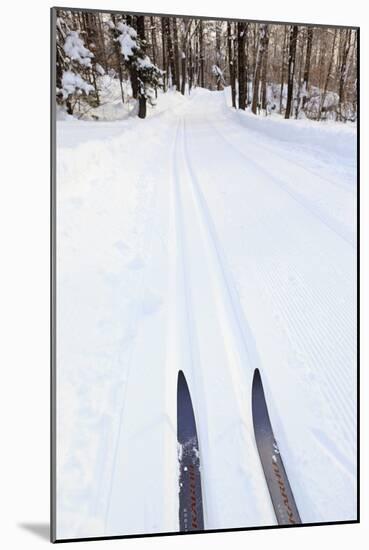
[56,9,357,122]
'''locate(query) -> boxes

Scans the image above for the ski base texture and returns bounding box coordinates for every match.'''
[177,370,204,532]
[252,368,301,525]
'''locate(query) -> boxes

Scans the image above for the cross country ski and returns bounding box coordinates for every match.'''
[177,370,204,532]
[252,368,301,525]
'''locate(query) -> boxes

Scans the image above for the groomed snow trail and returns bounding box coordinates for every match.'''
[56,89,356,539]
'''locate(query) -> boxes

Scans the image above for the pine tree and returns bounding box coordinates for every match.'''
[116,17,163,119]
[56,16,95,115]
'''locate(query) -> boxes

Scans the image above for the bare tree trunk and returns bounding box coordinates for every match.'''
[215,21,221,90]
[237,22,247,109]
[279,25,287,113]
[317,32,325,93]
[295,32,304,119]
[180,27,187,96]
[137,16,147,119]
[337,29,351,121]
[150,17,158,98]
[252,24,268,115]
[97,13,108,71]
[91,69,100,106]
[181,52,186,95]
[194,30,199,88]
[161,18,167,92]
[164,18,176,88]
[173,18,181,90]
[150,17,157,66]
[302,27,313,109]
[180,20,191,95]
[111,14,125,103]
[245,27,250,105]
[227,22,236,108]
[261,26,270,111]
[199,20,205,88]
[285,25,298,119]
[318,29,337,121]
[349,30,357,121]
[250,24,258,85]
[189,38,194,93]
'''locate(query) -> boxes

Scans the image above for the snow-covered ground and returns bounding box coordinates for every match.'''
[56,88,357,539]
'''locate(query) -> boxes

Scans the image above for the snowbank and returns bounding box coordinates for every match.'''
[56,89,191,200]
[57,76,190,122]
[223,87,356,160]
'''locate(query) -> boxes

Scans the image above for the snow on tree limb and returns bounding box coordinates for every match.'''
[60,71,94,99]
[116,23,138,60]
[64,31,94,67]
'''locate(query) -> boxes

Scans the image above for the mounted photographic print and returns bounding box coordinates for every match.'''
[51,6,359,543]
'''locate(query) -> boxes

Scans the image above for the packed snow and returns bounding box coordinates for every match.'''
[56,87,357,539]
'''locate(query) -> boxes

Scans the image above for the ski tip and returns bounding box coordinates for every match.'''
[251,369,264,419]
[252,368,261,388]
[251,368,273,439]
[177,369,186,386]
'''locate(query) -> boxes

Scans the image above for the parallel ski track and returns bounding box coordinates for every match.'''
[171,115,273,527]
[182,117,261,372]
[170,118,210,526]
[187,113,355,453]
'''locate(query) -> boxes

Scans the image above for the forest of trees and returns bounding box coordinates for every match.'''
[55,9,358,122]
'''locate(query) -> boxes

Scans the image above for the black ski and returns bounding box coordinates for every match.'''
[177,370,204,532]
[252,368,301,525]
